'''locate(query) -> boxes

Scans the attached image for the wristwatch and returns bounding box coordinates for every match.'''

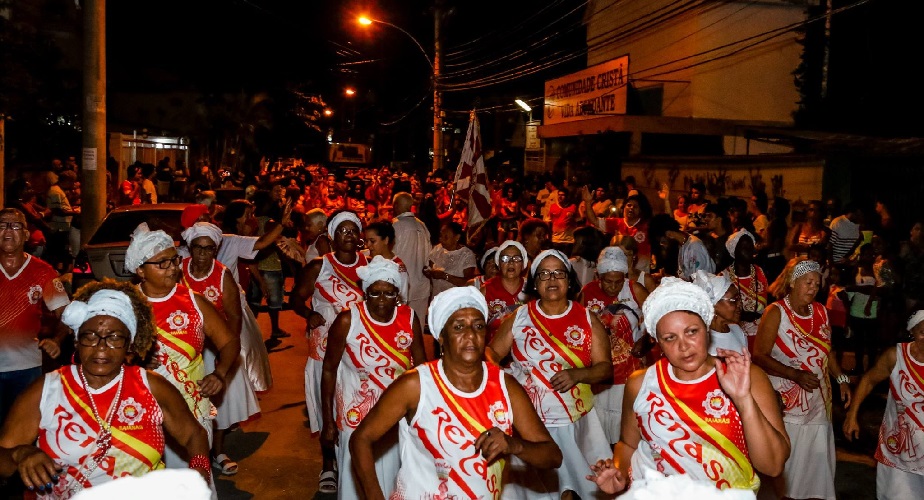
[836,374,850,385]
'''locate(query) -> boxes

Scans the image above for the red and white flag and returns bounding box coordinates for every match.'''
[452,111,492,238]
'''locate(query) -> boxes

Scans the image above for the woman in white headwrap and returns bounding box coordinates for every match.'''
[480,240,529,343]
[179,222,263,476]
[589,278,790,495]
[753,258,852,500]
[125,223,240,493]
[0,281,212,496]
[489,249,613,499]
[577,246,649,445]
[723,228,768,352]
[319,255,426,498]
[469,246,499,289]
[843,310,924,499]
[290,209,368,493]
[350,287,561,499]
[691,270,748,356]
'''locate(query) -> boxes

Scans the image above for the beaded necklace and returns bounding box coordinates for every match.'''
[67,366,125,495]
[783,296,814,337]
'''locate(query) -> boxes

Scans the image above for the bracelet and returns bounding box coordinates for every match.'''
[189,454,212,484]
[836,374,850,385]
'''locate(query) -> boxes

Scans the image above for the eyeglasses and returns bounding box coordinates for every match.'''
[190,244,217,253]
[366,290,398,299]
[77,332,129,349]
[499,255,523,264]
[143,255,182,269]
[719,296,739,304]
[0,222,24,231]
[336,227,360,236]
[535,269,568,281]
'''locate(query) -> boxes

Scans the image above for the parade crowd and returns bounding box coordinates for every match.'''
[0,155,922,500]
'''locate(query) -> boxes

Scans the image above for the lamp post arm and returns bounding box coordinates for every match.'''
[375,19,433,69]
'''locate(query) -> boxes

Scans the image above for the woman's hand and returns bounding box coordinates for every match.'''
[838,382,852,408]
[13,445,61,492]
[715,348,752,402]
[198,372,225,397]
[307,311,326,330]
[550,368,582,392]
[474,427,519,463]
[843,414,861,441]
[586,458,627,494]
[791,369,820,391]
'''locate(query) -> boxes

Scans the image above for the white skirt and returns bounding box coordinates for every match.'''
[593,384,625,445]
[877,462,924,500]
[781,421,836,500]
[529,407,612,500]
[204,348,261,430]
[304,357,323,433]
[238,289,273,392]
[337,426,399,499]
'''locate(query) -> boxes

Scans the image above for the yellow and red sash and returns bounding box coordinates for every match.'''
[350,304,413,391]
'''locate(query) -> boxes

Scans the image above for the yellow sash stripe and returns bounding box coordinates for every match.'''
[61,373,97,423]
[358,307,410,368]
[657,362,754,480]
[527,304,586,369]
[782,305,827,350]
[110,427,162,467]
[157,327,198,359]
[431,364,487,435]
[330,255,361,289]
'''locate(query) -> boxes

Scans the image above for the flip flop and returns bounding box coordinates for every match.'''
[212,454,239,476]
[318,469,337,493]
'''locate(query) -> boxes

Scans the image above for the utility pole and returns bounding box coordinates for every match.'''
[0,114,5,208]
[81,0,106,245]
[432,0,443,173]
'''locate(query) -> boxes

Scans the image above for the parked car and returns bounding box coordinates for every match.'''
[80,203,193,282]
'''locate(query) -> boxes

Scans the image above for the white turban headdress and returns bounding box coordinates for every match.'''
[529,249,571,277]
[725,228,755,257]
[495,240,528,267]
[62,289,138,340]
[791,259,822,282]
[691,270,733,305]
[428,286,489,339]
[481,247,499,270]
[181,222,223,248]
[597,246,629,275]
[642,277,715,337]
[356,255,405,294]
[327,211,363,240]
[908,310,924,332]
[124,223,174,274]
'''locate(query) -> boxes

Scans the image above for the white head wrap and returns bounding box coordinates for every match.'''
[62,290,138,340]
[597,246,629,275]
[642,277,715,337]
[427,286,489,340]
[908,310,924,332]
[327,211,363,239]
[356,255,405,294]
[124,223,175,274]
[181,222,223,248]
[529,249,571,277]
[481,247,499,270]
[691,270,733,305]
[725,228,755,257]
[791,259,822,282]
[495,240,528,267]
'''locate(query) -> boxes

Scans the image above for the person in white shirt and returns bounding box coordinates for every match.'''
[391,192,432,327]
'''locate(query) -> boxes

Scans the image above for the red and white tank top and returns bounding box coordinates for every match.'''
[393,360,512,500]
[181,257,228,318]
[308,252,368,360]
[483,276,527,340]
[876,342,924,475]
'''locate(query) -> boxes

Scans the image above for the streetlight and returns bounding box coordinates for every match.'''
[515,99,533,121]
[358,13,443,173]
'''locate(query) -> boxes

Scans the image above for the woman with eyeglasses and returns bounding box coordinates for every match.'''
[125,223,240,494]
[290,209,368,494]
[179,222,261,477]
[577,246,649,445]
[319,256,426,497]
[488,249,613,499]
[0,280,213,497]
[691,270,748,355]
[350,287,561,499]
[480,241,528,343]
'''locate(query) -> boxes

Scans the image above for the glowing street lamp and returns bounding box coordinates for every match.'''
[345,88,356,97]
[515,99,533,121]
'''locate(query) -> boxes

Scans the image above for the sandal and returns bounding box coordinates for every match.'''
[212,453,239,476]
[318,469,337,493]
